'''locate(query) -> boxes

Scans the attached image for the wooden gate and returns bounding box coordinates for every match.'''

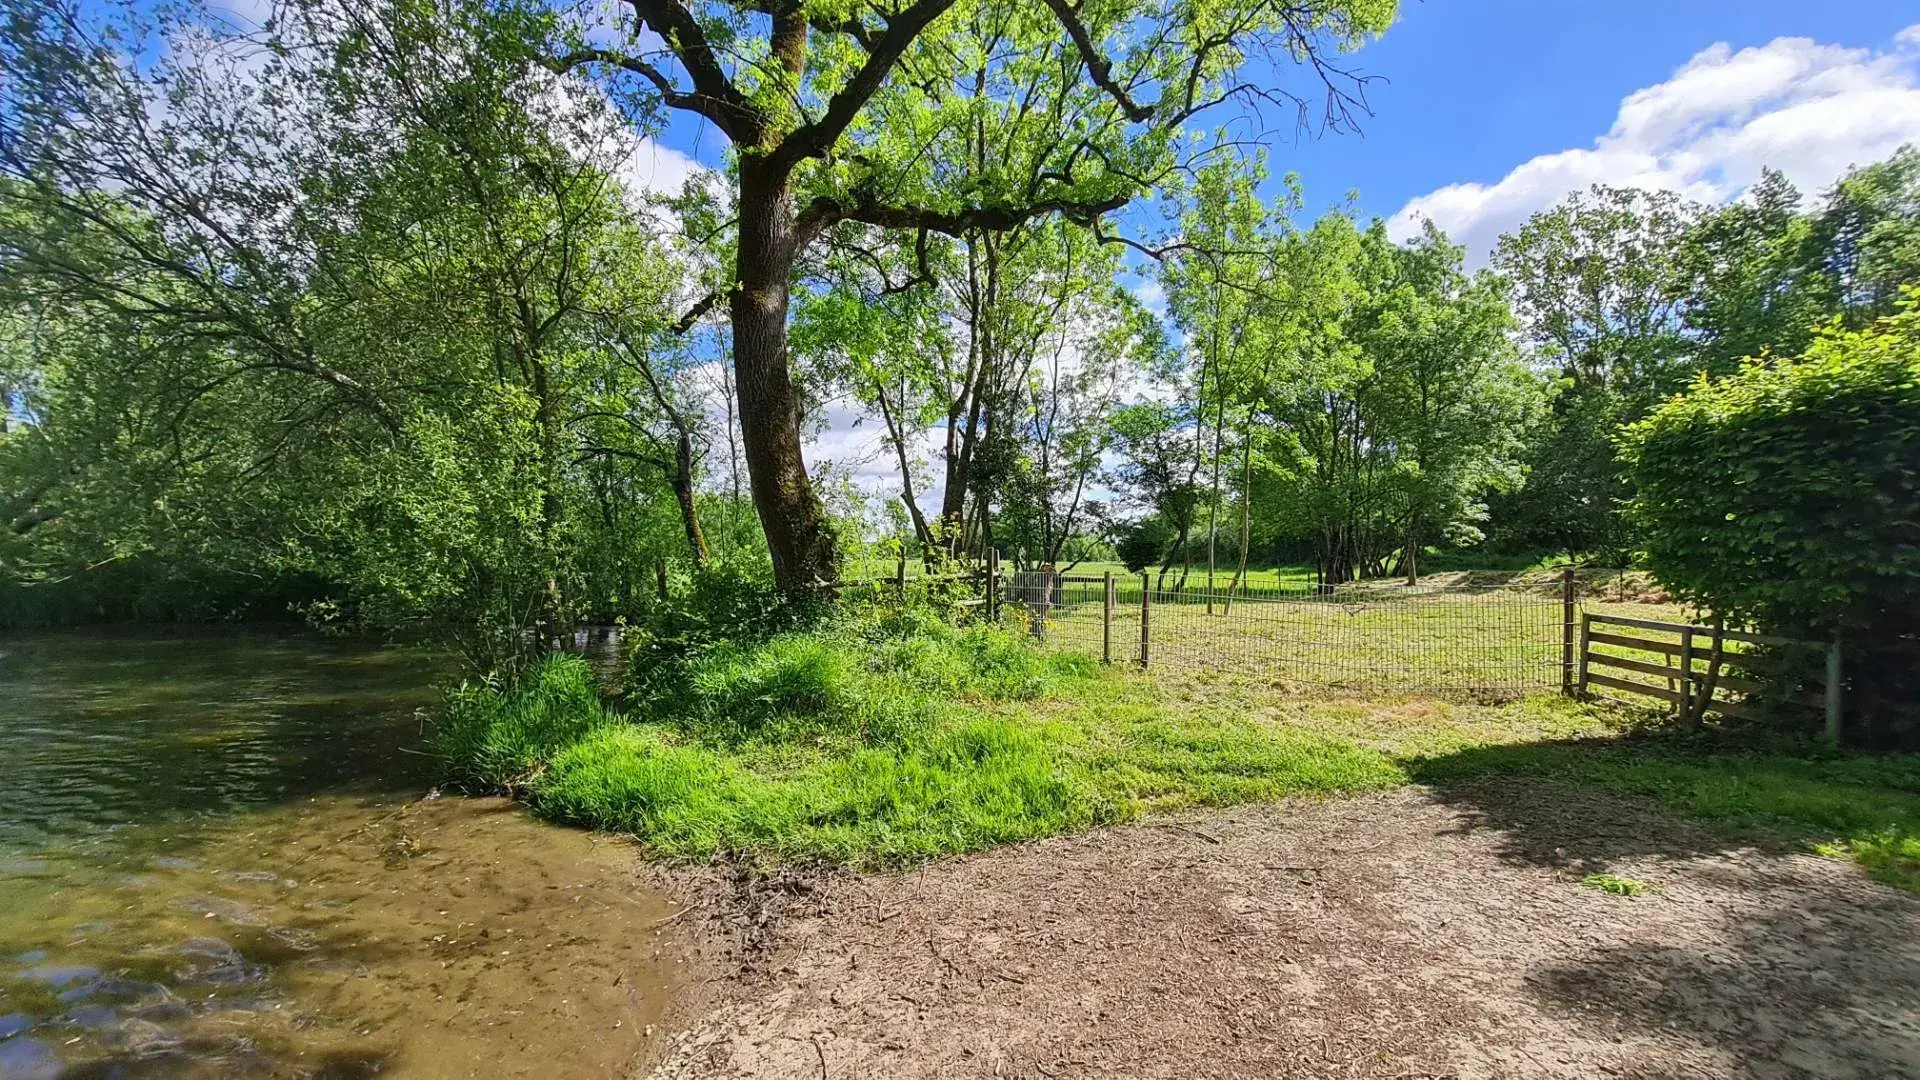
[1576,613,1844,739]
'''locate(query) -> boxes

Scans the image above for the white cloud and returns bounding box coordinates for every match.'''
[1130,279,1166,311]
[1390,25,1920,262]
[619,137,705,198]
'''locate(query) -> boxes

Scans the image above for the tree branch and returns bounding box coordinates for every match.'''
[769,0,961,171]
[670,289,724,334]
[1039,0,1152,123]
[796,190,1128,248]
[560,0,764,142]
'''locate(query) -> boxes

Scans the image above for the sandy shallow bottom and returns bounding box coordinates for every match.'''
[2,794,700,1079]
[645,784,1920,1080]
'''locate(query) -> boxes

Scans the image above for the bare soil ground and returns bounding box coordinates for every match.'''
[642,783,1920,1079]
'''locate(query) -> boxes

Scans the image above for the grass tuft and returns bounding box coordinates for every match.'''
[1581,873,1654,897]
[433,654,614,791]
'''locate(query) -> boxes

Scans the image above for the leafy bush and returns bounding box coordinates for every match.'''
[620,559,825,696]
[1620,295,1920,738]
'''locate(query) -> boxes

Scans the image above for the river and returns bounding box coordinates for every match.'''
[0,629,691,1079]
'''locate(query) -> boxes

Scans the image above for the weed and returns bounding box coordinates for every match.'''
[1581,873,1655,897]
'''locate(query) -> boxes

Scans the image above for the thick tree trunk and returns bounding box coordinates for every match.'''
[732,163,837,592]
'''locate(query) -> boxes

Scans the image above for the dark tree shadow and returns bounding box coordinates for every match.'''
[1408,733,1920,1078]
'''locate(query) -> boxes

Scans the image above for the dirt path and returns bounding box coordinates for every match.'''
[644,784,1920,1079]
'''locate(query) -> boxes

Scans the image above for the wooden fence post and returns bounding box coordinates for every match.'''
[1560,566,1576,696]
[986,549,999,622]
[1678,626,1695,724]
[1825,637,1844,743]
[1030,567,1054,640]
[1103,572,1115,665]
[1576,612,1591,696]
[1139,570,1151,668]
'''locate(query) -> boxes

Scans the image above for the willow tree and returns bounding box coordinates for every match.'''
[555,0,1398,591]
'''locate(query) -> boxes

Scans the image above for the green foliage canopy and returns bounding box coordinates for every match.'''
[1621,294,1920,641]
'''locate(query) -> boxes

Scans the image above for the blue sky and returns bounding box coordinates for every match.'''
[620,1,1920,265]
[1280,0,1920,230]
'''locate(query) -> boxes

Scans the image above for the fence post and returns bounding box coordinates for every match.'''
[1576,612,1592,696]
[1560,566,1576,696]
[1139,570,1151,669]
[1825,637,1844,743]
[986,548,999,622]
[1103,572,1115,665]
[1030,566,1054,640]
[1678,626,1695,724]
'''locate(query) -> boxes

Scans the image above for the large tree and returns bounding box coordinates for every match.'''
[552,0,1397,590]
[0,0,705,655]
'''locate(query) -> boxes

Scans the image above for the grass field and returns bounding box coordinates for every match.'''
[437,596,1919,892]
[994,569,1689,694]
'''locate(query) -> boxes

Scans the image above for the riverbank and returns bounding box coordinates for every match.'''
[644,785,1920,1079]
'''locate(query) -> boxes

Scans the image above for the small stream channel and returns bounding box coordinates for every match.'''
[0,629,692,1078]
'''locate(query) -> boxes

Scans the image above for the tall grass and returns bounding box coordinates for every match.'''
[434,653,615,791]
[434,593,1919,892]
[433,601,1396,866]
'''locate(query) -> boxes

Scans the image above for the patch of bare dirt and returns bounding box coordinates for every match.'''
[643,786,1920,1079]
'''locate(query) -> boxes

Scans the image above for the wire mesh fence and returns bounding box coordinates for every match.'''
[990,570,1574,693]
[831,565,1665,693]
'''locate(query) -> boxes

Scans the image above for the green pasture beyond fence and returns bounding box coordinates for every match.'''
[837,565,1871,740]
[842,564,1599,694]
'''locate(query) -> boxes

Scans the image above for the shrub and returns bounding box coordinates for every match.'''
[1620,296,1920,738]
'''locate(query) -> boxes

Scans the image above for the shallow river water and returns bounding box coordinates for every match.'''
[0,630,690,1079]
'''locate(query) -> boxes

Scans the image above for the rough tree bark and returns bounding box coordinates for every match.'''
[732,161,837,590]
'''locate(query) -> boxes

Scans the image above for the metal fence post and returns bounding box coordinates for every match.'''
[1825,637,1844,743]
[1103,571,1115,665]
[1560,566,1576,696]
[1139,570,1151,668]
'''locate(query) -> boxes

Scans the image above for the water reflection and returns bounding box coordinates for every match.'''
[0,630,691,1078]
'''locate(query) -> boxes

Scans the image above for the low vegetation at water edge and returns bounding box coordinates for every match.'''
[434,606,1401,865]
[434,601,1920,890]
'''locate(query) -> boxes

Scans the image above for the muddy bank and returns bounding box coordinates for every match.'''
[646,786,1920,1080]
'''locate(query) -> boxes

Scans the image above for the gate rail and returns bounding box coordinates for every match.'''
[1576,612,1844,739]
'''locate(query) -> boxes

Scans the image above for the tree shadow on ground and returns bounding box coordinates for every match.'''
[1406,732,1920,1078]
